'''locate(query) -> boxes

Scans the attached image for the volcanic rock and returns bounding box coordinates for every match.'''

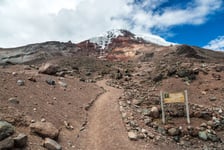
[150,106,160,118]
[128,131,138,140]
[168,128,180,136]
[8,97,19,104]
[43,138,62,150]
[39,63,59,75]
[30,121,59,139]
[0,137,14,149]
[132,99,143,105]
[46,79,56,85]
[198,131,207,141]
[13,133,28,148]
[17,80,25,86]
[0,121,15,141]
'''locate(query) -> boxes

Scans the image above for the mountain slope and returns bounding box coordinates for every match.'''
[0,29,223,64]
[0,41,78,64]
[78,29,174,50]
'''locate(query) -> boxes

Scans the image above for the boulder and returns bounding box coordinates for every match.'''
[209,96,217,101]
[153,73,163,82]
[39,63,59,75]
[128,131,138,140]
[188,127,199,137]
[150,106,160,118]
[0,121,15,141]
[198,131,207,141]
[17,80,25,86]
[132,99,143,105]
[58,81,67,88]
[0,137,14,149]
[142,109,150,116]
[13,133,28,148]
[46,79,56,85]
[8,97,19,104]
[157,126,166,135]
[43,138,62,150]
[207,133,220,142]
[30,122,59,139]
[168,128,180,136]
[28,77,37,82]
[200,111,212,120]
[214,65,224,72]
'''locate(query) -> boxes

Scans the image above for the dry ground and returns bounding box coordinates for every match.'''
[0,65,179,150]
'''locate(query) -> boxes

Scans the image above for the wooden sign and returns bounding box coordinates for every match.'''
[160,90,190,124]
[164,92,185,103]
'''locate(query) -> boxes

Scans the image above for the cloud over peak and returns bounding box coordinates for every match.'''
[0,0,222,48]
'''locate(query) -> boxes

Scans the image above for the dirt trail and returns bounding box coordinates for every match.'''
[76,79,178,150]
[78,80,146,150]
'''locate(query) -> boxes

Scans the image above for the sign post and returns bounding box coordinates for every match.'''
[160,90,190,124]
[160,91,165,124]
[184,90,190,124]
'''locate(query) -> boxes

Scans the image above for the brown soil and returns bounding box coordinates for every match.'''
[0,65,103,149]
[0,65,179,150]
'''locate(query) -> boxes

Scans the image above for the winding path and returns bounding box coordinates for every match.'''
[75,79,169,150]
[78,80,143,150]
[87,80,132,149]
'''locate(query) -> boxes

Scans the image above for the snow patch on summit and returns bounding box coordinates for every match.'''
[136,33,176,46]
[89,29,124,49]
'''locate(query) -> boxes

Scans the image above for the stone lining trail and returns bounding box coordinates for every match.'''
[79,80,146,150]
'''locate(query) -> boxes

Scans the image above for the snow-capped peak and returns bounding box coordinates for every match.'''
[88,29,176,49]
[89,29,124,49]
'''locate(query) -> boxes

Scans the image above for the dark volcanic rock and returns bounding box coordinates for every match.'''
[176,69,197,80]
[46,79,56,85]
[13,133,28,148]
[0,121,15,141]
[43,138,62,150]
[39,63,59,75]
[176,45,204,59]
[153,73,163,82]
[214,65,224,72]
[0,137,14,149]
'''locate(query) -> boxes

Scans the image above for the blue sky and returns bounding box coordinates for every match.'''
[0,0,223,50]
[151,0,224,49]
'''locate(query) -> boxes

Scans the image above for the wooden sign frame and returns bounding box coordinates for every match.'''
[160,90,190,124]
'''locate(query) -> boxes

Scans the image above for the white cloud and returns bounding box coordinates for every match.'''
[0,0,222,47]
[130,0,222,30]
[204,36,224,51]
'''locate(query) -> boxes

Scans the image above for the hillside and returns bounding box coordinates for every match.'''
[0,30,224,149]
